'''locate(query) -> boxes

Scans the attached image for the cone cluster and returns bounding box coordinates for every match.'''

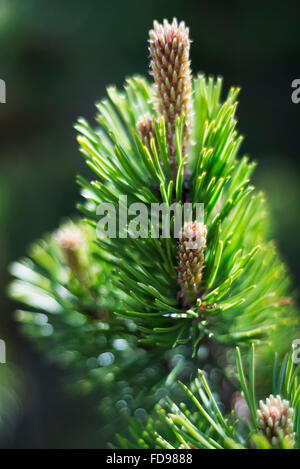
[257,394,295,447]
[137,19,192,177]
[177,221,207,307]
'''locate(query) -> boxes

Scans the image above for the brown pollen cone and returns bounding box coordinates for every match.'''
[177,221,207,308]
[149,18,192,178]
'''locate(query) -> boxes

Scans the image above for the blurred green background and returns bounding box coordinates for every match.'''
[0,0,299,448]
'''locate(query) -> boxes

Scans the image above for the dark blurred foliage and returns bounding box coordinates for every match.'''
[0,0,299,448]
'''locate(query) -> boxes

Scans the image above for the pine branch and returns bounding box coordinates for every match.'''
[7,17,300,449]
[117,347,300,449]
[75,24,298,353]
[8,220,187,416]
[9,220,219,424]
